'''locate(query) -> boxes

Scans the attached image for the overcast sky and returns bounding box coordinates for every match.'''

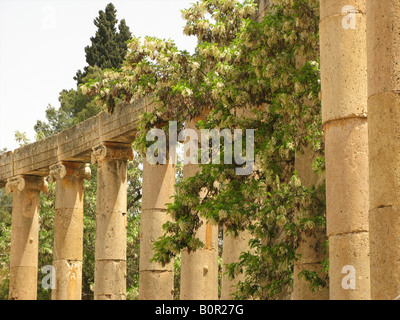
[0,0,197,151]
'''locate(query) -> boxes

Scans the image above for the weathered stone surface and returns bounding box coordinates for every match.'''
[325,118,369,236]
[50,161,89,300]
[53,208,83,261]
[139,209,172,272]
[367,1,400,97]
[52,163,87,210]
[320,0,366,21]
[52,260,82,300]
[369,206,400,300]
[321,0,370,300]
[320,12,367,124]
[367,0,400,300]
[95,211,127,261]
[0,151,13,186]
[57,116,100,163]
[94,260,127,300]
[139,160,175,300]
[0,100,148,187]
[140,162,175,210]
[9,266,38,300]
[9,189,40,267]
[180,247,219,300]
[99,99,151,143]
[14,135,58,177]
[7,175,46,300]
[221,229,251,300]
[139,271,174,300]
[329,232,370,300]
[368,92,400,210]
[93,142,131,300]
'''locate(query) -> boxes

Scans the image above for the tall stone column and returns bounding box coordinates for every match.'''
[91,142,133,300]
[367,0,400,300]
[180,119,219,300]
[139,160,175,299]
[49,162,91,300]
[320,1,370,299]
[6,175,47,300]
[221,228,251,300]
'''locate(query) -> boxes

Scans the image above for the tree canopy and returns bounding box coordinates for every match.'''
[75,3,132,85]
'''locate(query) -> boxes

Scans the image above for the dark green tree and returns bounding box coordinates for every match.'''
[74,3,132,85]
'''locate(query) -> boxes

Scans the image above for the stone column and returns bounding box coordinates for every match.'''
[367,0,400,300]
[180,119,219,300]
[256,0,270,22]
[292,148,328,300]
[221,228,251,300]
[49,162,91,300]
[91,142,133,300]
[320,1,370,299]
[6,175,47,300]
[139,160,175,300]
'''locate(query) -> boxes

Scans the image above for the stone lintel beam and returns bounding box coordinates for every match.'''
[0,98,152,187]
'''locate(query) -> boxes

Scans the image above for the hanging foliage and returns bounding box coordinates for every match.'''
[84,0,327,299]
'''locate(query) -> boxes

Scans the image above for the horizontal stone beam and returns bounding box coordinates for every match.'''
[0,97,153,186]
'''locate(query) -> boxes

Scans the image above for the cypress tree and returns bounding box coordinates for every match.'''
[75,3,132,84]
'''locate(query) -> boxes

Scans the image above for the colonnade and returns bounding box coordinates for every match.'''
[1,0,400,300]
[3,137,245,300]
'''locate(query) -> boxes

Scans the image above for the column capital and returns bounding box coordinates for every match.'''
[48,162,91,183]
[91,142,133,164]
[5,175,47,194]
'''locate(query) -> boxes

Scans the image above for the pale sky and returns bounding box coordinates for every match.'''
[0,0,197,151]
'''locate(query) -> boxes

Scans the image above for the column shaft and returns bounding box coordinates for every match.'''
[292,147,328,300]
[139,160,175,299]
[6,175,47,300]
[320,0,370,299]
[320,0,370,300]
[92,142,133,300]
[180,119,219,300]
[367,0,400,300]
[221,228,251,300]
[49,162,90,300]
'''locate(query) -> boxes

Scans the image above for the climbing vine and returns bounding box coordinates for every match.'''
[84,0,327,299]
